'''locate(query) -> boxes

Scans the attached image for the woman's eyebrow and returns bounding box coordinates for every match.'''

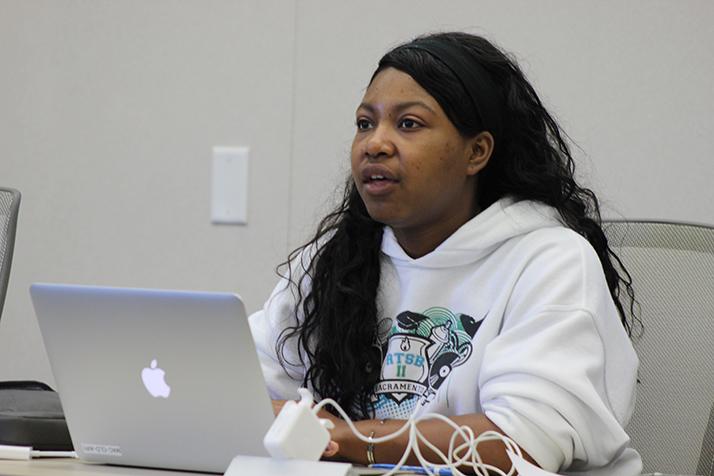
[356,101,437,116]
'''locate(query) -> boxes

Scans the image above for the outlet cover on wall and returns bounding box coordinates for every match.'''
[211,146,249,225]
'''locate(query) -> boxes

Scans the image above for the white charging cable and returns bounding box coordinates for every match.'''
[312,395,522,476]
[0,444,77,461]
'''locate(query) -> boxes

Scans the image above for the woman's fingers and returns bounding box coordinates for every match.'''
[271,399,288,416]
[323,440,339,458]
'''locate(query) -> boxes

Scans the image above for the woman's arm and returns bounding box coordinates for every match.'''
[327,413,538,473]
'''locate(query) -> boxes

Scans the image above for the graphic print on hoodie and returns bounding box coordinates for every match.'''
[373,307,483,419]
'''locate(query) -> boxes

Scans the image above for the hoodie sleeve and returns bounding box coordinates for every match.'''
[248,277,306,400]
[479,229,638,473]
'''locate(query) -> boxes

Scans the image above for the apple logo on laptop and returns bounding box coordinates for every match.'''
[141,359,171,398]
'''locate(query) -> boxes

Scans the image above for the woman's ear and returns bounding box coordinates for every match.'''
[466,131,494,176]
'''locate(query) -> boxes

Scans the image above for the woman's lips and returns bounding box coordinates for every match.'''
[359,165,399,196]
[362,176,399,196]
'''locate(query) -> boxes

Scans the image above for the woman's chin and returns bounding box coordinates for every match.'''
[364,208,401,228]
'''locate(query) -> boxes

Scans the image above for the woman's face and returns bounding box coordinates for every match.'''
[351,67,487,255]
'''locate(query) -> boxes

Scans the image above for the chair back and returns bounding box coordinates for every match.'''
[0,187,21,319]
[604,220,714,475]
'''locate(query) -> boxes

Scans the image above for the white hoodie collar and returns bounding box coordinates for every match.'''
[381,198,563,269]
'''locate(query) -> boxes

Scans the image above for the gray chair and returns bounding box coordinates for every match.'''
[0,186,73,450]
[604,220,714,476]
[0,187,21,319]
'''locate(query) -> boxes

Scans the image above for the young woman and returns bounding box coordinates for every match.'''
[249,32,642,475]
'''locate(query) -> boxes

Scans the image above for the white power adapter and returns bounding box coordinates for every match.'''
[263,388,334,461]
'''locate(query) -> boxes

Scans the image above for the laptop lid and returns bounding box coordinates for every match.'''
[30,283,274,473]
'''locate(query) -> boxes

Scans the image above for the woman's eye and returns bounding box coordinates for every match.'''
[356,119,373,131]
[399,118,421,129]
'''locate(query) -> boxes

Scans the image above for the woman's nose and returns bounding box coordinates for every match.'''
[365,126,395,159]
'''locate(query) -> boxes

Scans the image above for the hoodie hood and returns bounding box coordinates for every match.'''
[381,197,564,268]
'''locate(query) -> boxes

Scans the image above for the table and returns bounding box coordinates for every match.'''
[0,458,361,476]
[0,459,201,476]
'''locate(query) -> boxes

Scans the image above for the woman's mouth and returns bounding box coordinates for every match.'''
[363,175,399,195]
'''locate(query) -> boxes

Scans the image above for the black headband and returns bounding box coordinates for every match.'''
[403,39,502,140]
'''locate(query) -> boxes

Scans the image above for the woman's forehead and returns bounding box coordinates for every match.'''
[360,68,438,110]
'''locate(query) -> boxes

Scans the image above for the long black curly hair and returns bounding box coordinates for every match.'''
[276,32,639,420]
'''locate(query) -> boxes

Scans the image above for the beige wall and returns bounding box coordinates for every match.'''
[1,0,713,385]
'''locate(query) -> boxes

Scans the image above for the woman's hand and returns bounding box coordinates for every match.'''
[271,399,288,416]
[321,416,349,460]
[323,440,340,458]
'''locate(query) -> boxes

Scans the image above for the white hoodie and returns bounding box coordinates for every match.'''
[249,198,642,476]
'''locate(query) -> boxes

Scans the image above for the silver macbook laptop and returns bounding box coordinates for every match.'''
[30,283,275,473]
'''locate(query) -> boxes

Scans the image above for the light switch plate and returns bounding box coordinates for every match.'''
[211,146,249,225]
